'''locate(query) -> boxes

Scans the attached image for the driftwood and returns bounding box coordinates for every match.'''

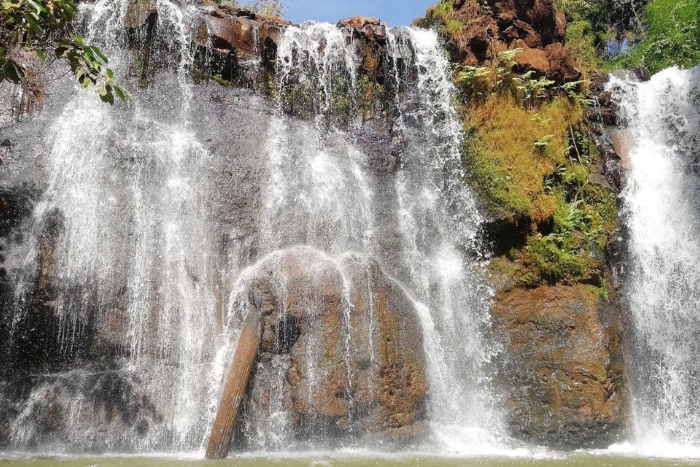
[205,309,261,459]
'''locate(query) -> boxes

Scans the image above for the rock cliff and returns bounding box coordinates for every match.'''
[0,0,632,454]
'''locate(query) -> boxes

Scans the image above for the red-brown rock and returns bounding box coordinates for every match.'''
[230,247,428,447]
[337,16,381,29]
[422,0,581,82]
[545,42,582,83]
[513,44,550,74]
[491,284,627,448]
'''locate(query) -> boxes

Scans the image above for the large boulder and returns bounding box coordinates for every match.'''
[229,246,428,448]
[545,42,581,83]
[491,284,627,448]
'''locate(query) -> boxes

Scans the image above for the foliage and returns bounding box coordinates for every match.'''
[557,0,700,72]
[563,19,600,72]
[458,64,617,287]
[554,0,650,72]
[0,0,127,103]
[614,0,700,73]
[425,1,464,42]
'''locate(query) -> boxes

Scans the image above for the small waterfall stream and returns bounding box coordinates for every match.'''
[610,67,700,452]
[0,0,503,455]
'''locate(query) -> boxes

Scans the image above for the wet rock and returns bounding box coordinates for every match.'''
[585,72,628,192]
[0,187,33,238]
[124,0,157,43]
[610,130,634,170]
[631,67,651,82]
[199,15,261,57]
[189,4,293,85]
[338,17,387,44]
[492,284,627,449]
[337,16,381,29]
[0,369,161,450]
[231,247,428,448]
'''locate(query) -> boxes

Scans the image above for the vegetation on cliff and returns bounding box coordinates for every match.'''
[0,0,127,103]
[461,62,616,287]
[615,0,700,73]
[425,0,618,288]
[557,0,700,73]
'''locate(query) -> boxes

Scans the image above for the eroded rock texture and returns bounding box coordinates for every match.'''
[229,247,428,449]
[492,284,626,448]
[417,0,580,83]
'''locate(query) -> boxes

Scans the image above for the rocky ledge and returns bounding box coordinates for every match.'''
[418,0,580,83]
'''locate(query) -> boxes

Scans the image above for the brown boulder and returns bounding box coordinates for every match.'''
[197,15,262,57]
[337,16,381,29]
[124,0,157,32]
[503,20,541,48]
[230,247,428,447]
[491,284,627,448]
[423,0,580,82]
[554,10,567,43]
[513,44,550,74]
[338,17,387,44]
[545,42,581,83]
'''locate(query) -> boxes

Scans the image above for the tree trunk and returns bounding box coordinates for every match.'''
[205,309,261,459]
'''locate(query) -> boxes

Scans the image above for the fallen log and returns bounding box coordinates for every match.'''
[205,308,261,459]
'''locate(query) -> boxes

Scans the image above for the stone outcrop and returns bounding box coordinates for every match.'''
[226,247,428,449]
[586,72,628,193]
[418,0,580,83]
[492,284,627,448]
[337,16,387,44]
[192,3,293,62]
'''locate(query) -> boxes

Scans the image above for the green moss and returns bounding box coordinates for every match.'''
[425,0,468,45]
[462,94,585,224]
[456,70,618,288]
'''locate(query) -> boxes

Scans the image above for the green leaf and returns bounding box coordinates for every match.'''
[99,90,114,105]
[113,85,126,102]
[35,48,45,60]
[70,34,84,44]
[27,0,47,14]
[24,13,43,34]
[92,46,108,63]
[2,59,24,83]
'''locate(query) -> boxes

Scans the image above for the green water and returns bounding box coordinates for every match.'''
[1,456,699,467]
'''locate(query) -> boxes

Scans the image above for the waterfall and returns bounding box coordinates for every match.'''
[0,0,502,454]
[4,0,225,452]
[248,23,501,451]
[610,66,700,452]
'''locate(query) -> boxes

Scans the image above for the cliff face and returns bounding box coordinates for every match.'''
[415,0,628,448]
[491,284,626,448]
[0,0,630,453]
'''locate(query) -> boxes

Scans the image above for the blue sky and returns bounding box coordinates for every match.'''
[282,0,435,26]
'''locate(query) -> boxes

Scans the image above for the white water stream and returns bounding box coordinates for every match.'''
[609,66,700,453]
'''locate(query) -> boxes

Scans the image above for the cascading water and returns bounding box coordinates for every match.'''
[0,1,503,455]
[3,0,226,452]
[242,23,501,452]
[610,66,700,453]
